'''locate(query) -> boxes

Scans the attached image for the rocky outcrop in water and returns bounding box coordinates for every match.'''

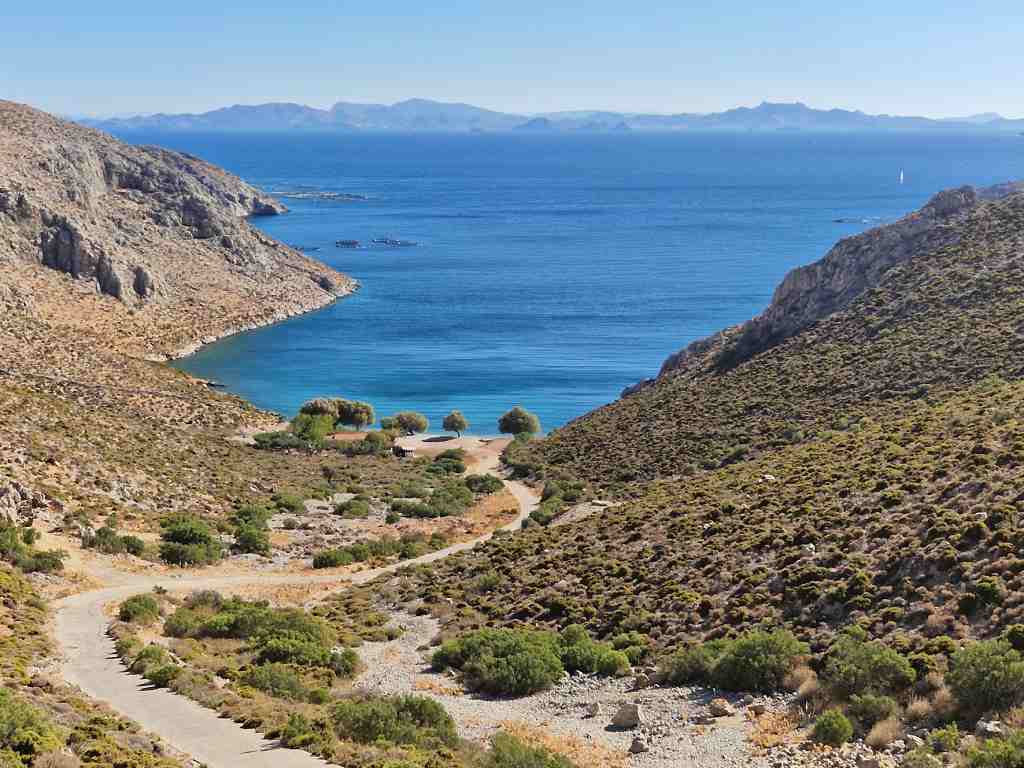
[0,100,355,357]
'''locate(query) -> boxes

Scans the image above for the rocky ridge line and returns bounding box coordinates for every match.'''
[624,181,1024,395]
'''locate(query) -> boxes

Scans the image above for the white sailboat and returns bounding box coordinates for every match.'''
[899,169,905,185]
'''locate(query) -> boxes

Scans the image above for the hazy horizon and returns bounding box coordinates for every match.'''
[60,97,1022,123]
[4,0,1023,120]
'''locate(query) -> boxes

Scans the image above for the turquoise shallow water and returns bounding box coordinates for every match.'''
[113,130,1024,432]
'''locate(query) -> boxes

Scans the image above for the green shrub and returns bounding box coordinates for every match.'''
[163,608,201,638]
[966,729,1024,767]
[712,630,808,692]
[432,628,564,696]
[812,709,853,746]
[465,474,504,494]
[234,524,270,555]
[312,549,355,569]
[129,645,170,675]
[848,694,899,729]
[118,594,159,624]
[242,663,308,700]
[159,515,223,566]
[660,640,729,685]
[82,525,144,557]
[330,648,359,678]
[824,626,916,697]
[253,431,309,451]
[290,413,334,445]
[559,625,630,677]
[930,723,960,753]
[331,694,456,747]
[273,492,304,514]
[145,663,180,688]
[482,731,576,768]
[947,640,1024,714]
[278,712,321,749]
[0,688,62,762]
[1004,625,1024,652]
[335,498,370,518]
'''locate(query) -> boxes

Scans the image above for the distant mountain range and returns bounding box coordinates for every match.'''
[78,99,1024,135]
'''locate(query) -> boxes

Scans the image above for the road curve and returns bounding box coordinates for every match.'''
[54,478,536,768]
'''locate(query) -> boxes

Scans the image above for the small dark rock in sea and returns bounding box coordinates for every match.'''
[275,190,368,202]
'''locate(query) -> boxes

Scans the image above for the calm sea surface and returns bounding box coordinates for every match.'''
[115,131,1024,432]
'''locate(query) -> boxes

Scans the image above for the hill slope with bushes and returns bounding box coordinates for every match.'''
[519,186,1024,490]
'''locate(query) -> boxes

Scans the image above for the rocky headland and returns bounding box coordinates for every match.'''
[0,99,355,360]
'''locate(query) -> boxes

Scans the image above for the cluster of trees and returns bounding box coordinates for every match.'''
[293,398,542,440]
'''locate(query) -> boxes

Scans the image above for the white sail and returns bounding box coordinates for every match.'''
[899,169,905,184]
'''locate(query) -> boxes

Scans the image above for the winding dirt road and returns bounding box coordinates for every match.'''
[54,443,536,768]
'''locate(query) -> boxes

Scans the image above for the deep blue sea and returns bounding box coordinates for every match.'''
[116,131,1024,433]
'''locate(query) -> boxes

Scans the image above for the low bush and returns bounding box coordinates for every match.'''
[241,663,307,700]
[482,731,576,768]
[848,694,899,730]
[334,498,370,518]
[312,549,354,569]
[331,694,456,747]
[465,474,504,494]
[661,629,806,692]
[159,515,223,566]
[0,688,62,764]
[163,607,201,638]
[129,645,170,675]
[118,594,159,624]
[823,626,916,697]
[947,640,1024,714]
[966,729,1024,767]
[712,629,808,692]
[253,431,309,451]
[234,524,270,555]
[82,525,145,557]
[144,663,180,688]
[812,709,853,746]
[433,626,627,697]
[0,523,65,574]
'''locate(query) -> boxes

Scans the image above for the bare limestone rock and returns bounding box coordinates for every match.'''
[0,99,357,358]
[611,702,642,729]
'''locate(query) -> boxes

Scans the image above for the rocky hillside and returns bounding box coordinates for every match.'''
[524,183,1024,488]
[388,181,1024,664]
[0,99,354,359]
[0,102,361,530]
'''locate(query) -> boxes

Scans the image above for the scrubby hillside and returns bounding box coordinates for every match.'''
[0,99,354,359]
[522,186,1024,489]
[0,102,359,529]
[398,375,1024,654]
[384,182,1024,662]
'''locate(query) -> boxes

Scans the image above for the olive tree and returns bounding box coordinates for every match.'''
[390,411,429,436]
[337,400,375,431]
[498,406,540,436]
[442,410,469,437]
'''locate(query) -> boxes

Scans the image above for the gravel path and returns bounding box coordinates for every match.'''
[354,613,772,768]
[53,468,536,768]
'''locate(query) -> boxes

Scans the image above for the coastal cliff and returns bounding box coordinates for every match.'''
[0,99,354,359]
[621,181,1024,395]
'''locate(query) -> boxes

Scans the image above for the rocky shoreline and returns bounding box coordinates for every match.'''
[161,279,360,362]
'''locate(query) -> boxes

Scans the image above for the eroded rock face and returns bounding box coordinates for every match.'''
[0,99,356,357]
[0,476,59,526]
[651,182,1018,382]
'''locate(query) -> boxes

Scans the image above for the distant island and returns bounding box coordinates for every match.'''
[77,98,1024,135]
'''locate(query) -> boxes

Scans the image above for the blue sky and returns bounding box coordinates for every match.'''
[4,0,1022,118]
